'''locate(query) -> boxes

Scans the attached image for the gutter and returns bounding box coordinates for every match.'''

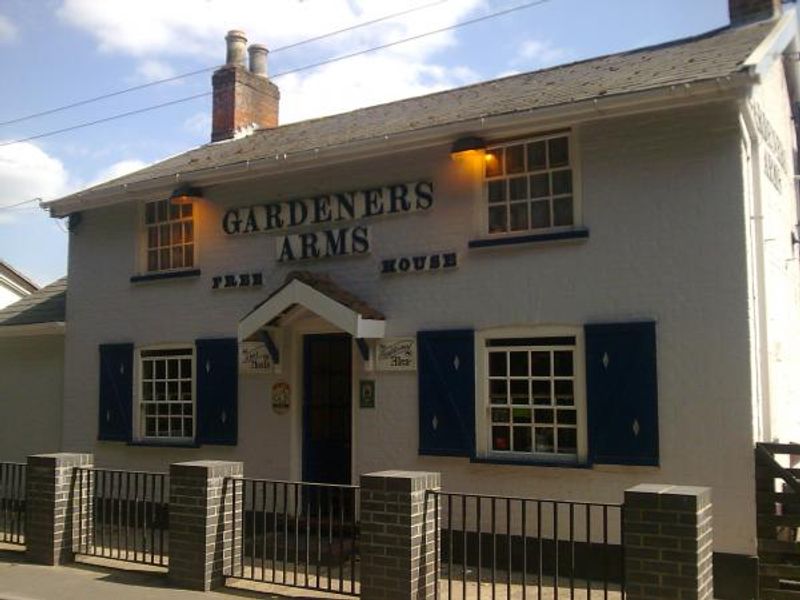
[45,73,755,218]
[0,322,66,337]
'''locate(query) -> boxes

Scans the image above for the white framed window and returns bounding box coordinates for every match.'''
[144,198,195,273]
[484,132,577,235]
[138,347,195,441]
[477,327,587,463]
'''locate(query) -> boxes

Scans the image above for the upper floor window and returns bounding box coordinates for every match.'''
[485,133,574,234]
[145,198,194,272]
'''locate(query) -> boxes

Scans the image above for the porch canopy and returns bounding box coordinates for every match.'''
[238,271,386,342]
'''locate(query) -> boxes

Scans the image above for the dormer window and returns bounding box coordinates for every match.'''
[485,132,576,234]
[144,198,195,273]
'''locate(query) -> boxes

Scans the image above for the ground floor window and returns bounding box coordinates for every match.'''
[139,347,194,440]
[485,335,580,459]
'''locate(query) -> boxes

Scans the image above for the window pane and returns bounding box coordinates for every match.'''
[552,169,572,195]
[531,200,551,229]
[180,359,191,378]
[527,141,546,170]
[488,207,507,233]
[488,180,506,204]
[170,417,182,435]
[142,382,153,401]
[510,379,529,404]
[167,381,178,401]
[555,380,574,405]
[534,408,554,424]
[184,222,194,242]
[167,359,179,379]
[155,360,166,379]
[160,224,171,246]
[509,203,528,231]
[492,408,510,423]
[147,227,159,249]
[172,246,184,269]
[553,351,573,376]
[506,144,525,174]
[553,197,573,226]
[513,427,532,452]
[531,352,550,376]
[160,248,171,270]
[145,418,156,436]
[143,360,153,380]
[147,251,159,272]
[158,417,168,434]
[509,176,528,201]
[172,222,183,244]
[509,351,528,376]
[512,408,532,423]
[180,381,192,401]
[549,137,569,167]
[490,379,508,404]
[485,148,503,177]
[557,409,577,425]
[535,427,555,453]
[557,428,577,454]
[492,426,510,451]
[145,202,156,224]
[489,352,507,376]
[183,419,193,438]
[532,380,551,404]
[156,200,167,222]
[184,245,194,267]
[181,203,193,218]
[530,173,550,198]
[169,202,181,220]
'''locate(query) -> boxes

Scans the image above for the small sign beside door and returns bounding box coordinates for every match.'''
[272,381,291,414]
[359,380,376,409]
[376,338,417,371]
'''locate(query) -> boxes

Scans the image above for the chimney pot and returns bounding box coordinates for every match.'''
[729,0,782,25]
[225,30,248,67]
[248,44,269,77]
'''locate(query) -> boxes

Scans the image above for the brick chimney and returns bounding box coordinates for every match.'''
[211,30,280,142]
[729,0,782,25]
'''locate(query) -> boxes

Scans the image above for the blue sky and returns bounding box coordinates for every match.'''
[0,0,735,285]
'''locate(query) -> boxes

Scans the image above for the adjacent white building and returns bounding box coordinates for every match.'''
[0,261,38,310]
[31,1,800,597]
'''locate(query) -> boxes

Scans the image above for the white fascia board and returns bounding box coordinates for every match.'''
[743,8,799,79]
[238,280,385,341]
[45,75,753,218]
[0,322,65,337]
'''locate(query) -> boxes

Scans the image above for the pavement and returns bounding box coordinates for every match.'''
[0,545,348,600]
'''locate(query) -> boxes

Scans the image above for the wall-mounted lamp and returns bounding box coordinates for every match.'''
[450,136,486,158]
[169,184,203,205]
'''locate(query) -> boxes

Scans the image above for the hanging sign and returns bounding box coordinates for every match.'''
[240,342,275,373]
[271,381,291,414]
[376,338,417,371]
[359,380,376,408]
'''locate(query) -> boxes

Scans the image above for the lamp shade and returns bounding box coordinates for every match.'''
[450,136,486,154]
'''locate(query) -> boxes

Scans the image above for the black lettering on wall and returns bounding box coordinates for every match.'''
[363,188,385,217]
[334,192,356,221]
[265,203,284,230]
[414,181,434,210]
[313,195,332,223]
[300,233,320,259]
[324,228,347,256]
[352,226,370,254]
[222,209,242,235]
[278,237,295,262]
[243,207,260,233]
[388,184,410,213]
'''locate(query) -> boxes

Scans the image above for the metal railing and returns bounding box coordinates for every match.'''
[226,478,360,595]
[429,491,624,600]
[74,467,169,566]
[0,462,25,545]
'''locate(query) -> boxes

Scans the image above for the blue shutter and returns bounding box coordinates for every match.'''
[196,338,238,445]
[98,343,133,442]
[585,321,659,466]
[417,329,475,457]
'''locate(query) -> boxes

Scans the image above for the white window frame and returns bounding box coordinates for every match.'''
[475,326,588,464]
[134,344,196,444]
[480,130,581,237]
[138,197,198,275]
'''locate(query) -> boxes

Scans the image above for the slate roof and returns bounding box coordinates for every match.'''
[49,18,775,207]
[0,277,67,327]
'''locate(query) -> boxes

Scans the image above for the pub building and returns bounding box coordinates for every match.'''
[27,2,800,597]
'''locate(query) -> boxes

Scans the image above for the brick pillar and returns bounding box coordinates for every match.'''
[168,460,243,591]
[360,470,441,600]
[25,453,93,565]
[624,484,714,600]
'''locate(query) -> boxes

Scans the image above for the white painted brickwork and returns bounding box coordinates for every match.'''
[61,99,793,558]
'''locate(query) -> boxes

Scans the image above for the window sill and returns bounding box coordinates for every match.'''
[470,456,591,469]
[127,440,200,448]
[130,269,201,283]
[468,227,589,249]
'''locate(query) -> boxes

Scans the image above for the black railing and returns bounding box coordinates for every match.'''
[0,462,25,545]
[74,468,169,566]
[226,478,359,595]
[429,491,624,600]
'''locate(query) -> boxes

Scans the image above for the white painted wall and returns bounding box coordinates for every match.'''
[0,286,22,310]
[0,334,64,462]
[745,59,800,445]
[62,100,759,555]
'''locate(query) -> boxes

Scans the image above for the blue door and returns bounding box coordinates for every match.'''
[303,334,352,484]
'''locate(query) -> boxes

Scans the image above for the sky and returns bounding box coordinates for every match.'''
[0,0,739,286]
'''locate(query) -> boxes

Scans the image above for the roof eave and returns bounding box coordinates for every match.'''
[741,6,799,80]
[0,322,65,337]
[45,74,755,218]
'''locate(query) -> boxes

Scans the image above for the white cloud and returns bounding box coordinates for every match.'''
[515,39,566,68]
[58,0,485,122]
[0,143,68,207]
[0,14,17,44]
[91,159,149,185]
[135,59,176,82]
